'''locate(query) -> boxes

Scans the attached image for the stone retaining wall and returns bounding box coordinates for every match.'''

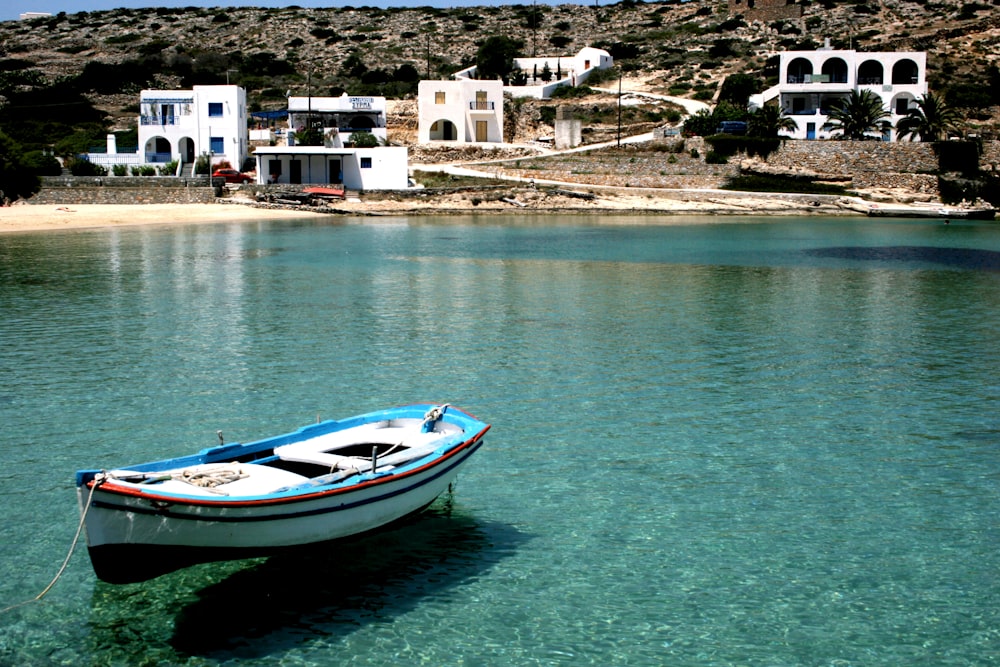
[32,176,218,205]
[760,140,1000,197]
[764,141,940,175]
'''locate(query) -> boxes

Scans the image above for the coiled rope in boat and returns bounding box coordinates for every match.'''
[0,473,106,615]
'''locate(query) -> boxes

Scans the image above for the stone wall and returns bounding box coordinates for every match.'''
[981,140,1000,172]
[32,176,218,205]
[765,141,939,175]
[761,139,1000,195]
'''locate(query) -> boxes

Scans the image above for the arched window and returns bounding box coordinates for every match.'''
[858,60,883,86]
[787,57,812,84]
[821,57,848,84]
[892,59,919,85]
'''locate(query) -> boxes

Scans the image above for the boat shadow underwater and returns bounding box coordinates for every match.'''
[87,504,527,661]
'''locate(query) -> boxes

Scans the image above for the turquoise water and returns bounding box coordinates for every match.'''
[1,215,999,666]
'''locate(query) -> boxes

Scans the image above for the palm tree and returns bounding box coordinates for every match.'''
[747,105,798,138]
[896,92,963,142]
[823,89,891,140]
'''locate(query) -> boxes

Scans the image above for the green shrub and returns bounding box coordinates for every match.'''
[22,150,62,176]
[349,131,380,148]
[158,160,178,175]
[704,150,728,164]
[194,152,212,175]
[112,164,128,176]
[130,165,156,176]
[68,157,107,176]
[723,174,848,195]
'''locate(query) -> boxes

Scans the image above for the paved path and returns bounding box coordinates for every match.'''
[590,87,711,116]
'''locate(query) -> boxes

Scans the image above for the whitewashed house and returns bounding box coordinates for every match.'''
[417,79,504,144]
[138,85,248,168]
[86,85,248,173]
[749,42,927,141]
[252,146,409,190]
[287,93,388,147]
[452,46,614,100]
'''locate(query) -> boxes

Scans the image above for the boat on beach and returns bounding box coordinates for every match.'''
[75,404,490,584]
[866,204,996,220]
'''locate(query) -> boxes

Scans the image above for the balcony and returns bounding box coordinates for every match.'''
[469,101,495,111]
[141,115,179,126]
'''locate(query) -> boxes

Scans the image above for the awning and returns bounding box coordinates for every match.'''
[251,110,289,119]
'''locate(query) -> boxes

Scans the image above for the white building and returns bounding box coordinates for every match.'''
[418,79,505,144]
[453,46,614,100]
[287,93,388,147]
[252,146,409,190]
[87,85,249,173]
[749,44,927,141]
[139,85,248,168]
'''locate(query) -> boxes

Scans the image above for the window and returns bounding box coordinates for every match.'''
[360,157,372,169]
[896,98,909,114]
[435,91,446,104]
[210,137,224,154]
[208,102,223,117]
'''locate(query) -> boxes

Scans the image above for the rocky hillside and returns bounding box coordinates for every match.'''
[1,0,998,143]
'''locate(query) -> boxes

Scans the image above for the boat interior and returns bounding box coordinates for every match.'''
[104,418,464,498]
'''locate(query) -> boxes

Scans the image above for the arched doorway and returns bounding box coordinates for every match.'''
[858,60,883,86]
[786,58,812,84]
[821,57,848,84]
[179,137,195,163]
[144,136,172,163]
[428,119,458,141]
[892,59,919,85]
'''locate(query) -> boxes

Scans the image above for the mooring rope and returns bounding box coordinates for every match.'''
[0,473,104,615]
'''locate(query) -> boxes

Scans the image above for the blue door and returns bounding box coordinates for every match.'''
[806,122,816,140]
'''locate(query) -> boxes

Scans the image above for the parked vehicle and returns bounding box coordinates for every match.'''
[212,168,253,184]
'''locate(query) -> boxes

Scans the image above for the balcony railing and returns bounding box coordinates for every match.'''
[144,152,173,163]
[140,115,179,126]
[469,101,495,111]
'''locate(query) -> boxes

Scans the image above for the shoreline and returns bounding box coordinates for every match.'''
[0,191,865,234]
[4,188,986,234]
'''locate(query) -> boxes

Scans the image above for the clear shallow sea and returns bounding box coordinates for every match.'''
[1,214,999,666]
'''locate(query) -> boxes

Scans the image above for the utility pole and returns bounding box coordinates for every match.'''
[617,71,622,148]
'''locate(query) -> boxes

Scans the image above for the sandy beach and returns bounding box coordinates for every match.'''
[0,202,329,234]
[0,188,875,234]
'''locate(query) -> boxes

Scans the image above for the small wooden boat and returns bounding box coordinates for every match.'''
[75,404,490,583]
[302,186,346,200]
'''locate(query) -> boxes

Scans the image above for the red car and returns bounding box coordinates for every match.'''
[212,168,253,184]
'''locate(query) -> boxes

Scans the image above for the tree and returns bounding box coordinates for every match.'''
[718,72,760,107]
[475,36,524,84]
[747,105,797,138]
[823,89,891,140]
[0,131,41,202]
[896,92,963,142]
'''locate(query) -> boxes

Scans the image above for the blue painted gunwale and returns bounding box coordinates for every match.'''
[75,404,490,509]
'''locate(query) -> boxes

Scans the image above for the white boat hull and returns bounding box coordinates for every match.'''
[75,404,489,582]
